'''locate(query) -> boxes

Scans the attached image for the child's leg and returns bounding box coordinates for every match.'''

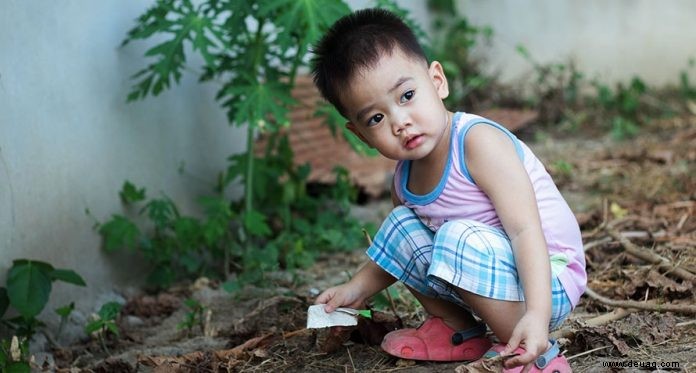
[429,219,573,342]
[367,206,477,327]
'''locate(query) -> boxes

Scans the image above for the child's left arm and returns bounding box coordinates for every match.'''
[465,124,552,370]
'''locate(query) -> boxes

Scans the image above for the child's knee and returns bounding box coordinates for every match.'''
[389,205,418,219]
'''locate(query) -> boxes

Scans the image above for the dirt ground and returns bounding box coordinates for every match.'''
[45,114,695,372]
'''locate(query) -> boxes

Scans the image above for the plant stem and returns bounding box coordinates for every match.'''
[244,125,254,247]
[242,18,266,254]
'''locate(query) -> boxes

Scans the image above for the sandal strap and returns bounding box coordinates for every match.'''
[451,322,487,345]
[534,339,560,369]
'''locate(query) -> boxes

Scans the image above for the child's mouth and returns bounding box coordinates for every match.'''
[404,135,424,150]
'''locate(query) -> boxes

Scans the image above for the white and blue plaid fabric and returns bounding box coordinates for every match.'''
[367,206,572,329]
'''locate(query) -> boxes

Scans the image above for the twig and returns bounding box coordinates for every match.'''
[282,328,311,338]
[346,346,356,372]
[550,308,636,339]
[566,345,611,361]
[585,287,696,315]
[607,228,696,282]
[363,229,399,318]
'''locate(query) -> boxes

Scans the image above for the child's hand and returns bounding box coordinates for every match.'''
[502,311,550,372]
[315,282,365,313]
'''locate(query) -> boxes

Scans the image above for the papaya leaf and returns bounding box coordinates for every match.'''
[119,181,146,204]
[98,215,141,252]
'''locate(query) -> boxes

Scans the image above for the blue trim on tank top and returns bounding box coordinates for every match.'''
[458,117,525,184]
[400,112,462,205]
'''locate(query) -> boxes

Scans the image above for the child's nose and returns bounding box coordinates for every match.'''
[391,113,410,135]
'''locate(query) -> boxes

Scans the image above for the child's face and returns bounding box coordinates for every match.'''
[342,48,450,162]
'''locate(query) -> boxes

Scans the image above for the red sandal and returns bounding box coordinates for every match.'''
[380,316,491,361]
[477,339,571,372]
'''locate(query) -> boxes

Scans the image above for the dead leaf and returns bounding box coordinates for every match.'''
[395,358,416,367]
[315,326,354,353]
[455,355,504,373]
[354,310,403,345]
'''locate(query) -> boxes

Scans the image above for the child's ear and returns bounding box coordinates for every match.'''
[345,122,372,147]
[429,61,449,99]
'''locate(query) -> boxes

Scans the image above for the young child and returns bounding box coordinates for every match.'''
[311,8,586,372]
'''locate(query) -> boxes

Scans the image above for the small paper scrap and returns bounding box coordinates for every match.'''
[306,304,358,329]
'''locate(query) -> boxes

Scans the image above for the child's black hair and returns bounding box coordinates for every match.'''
[311,8,427,117]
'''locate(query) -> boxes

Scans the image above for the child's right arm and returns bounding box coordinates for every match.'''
[315,260,396,312]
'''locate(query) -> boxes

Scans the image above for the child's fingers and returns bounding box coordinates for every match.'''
[502,332,522,356]
[315,288,335,305]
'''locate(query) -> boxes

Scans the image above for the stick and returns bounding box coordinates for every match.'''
[566,345,611,361]
[362,229,399,318]
[550,308,636,339]
[606,228,696,282]
[585,287,696,315]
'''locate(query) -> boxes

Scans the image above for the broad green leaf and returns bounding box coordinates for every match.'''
[105,322,120,337]
[99,215,141,252]
[84,320,103,335]
[120,181,146,204]
[98,302,122,321]
[6,261,53,319]
[11,259,53,274]
[49,269,86,286]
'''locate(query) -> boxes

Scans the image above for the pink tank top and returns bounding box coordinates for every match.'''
[393,112,586,306]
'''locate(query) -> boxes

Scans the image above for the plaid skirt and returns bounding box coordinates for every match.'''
[367,206,572,329]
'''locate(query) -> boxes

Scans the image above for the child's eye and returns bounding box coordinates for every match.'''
[367,113,384,126]
[400,90,415,103]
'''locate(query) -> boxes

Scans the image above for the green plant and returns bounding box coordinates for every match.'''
[593,77,648,139]
[0,336,30,373]
[97,181,237,288]
[220,137,373,292]
[114,0,384,292]
[517,45,585,124]
[679,57,696,99]
[177,298,206,336]
[427,0,494,109]
[122,0,351,241]
[1,260,86,338]
[54,302,75,339]
[85,302,122,355]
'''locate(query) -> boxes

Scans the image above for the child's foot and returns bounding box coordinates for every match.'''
[380,316,491,361]
[477,339,571,372]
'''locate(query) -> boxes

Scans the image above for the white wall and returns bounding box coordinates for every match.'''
[458,0,696,86]
[0,0,244,326]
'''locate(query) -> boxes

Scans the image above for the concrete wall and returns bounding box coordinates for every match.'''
[457,0,696,86]
[0,0,244,328]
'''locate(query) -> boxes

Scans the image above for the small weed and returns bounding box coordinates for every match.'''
[593,77,647,139]
[85,302,122,355]
[54,302,75,339]
[679,57,696,99]
[177,298,206,337]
